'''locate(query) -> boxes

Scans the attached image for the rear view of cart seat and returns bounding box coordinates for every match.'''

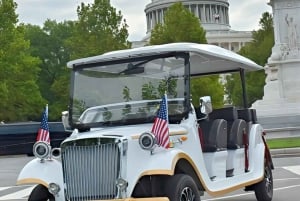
[209,107,247,176]
[237,108,257,134]
[199,119,227,152]
[199,119,228,180]
[226,119,247,176]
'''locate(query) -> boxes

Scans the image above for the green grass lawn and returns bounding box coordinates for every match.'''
[266,137,300,149]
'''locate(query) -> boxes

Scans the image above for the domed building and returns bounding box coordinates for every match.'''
[133,0,252,52]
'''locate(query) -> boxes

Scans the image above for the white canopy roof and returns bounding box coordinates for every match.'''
[67,43,263,75]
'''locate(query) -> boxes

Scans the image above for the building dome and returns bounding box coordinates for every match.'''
[132,0,252,52]
[145,0,231,34]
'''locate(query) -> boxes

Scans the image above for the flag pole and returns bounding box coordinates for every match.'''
[46,104,48,118]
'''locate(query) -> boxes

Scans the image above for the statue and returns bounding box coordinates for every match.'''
[285,14,298,50]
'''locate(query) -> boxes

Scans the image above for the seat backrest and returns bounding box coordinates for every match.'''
[198,120,212,150]
[228,119,247,149]
[209,107,238,146]
[250,109,258,124]
[209,107,238,121]
[210,119,227,150]
[237,109,253,136]
[199,119,227,152]
[237,109,252,122]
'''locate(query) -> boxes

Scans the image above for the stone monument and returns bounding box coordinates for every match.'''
[252,0,300,134]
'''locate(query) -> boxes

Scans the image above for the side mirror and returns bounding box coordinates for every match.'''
[62,111,72,131]
[199,96,212,115]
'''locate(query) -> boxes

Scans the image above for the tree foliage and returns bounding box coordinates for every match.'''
[150,2,207,45]
[0,0,132,122]
[66,0,130,59]
[225,12,274,107]
[24,20,74,120]
[149,2,224,108]
[23,0,131,121]
[0,0,45,121]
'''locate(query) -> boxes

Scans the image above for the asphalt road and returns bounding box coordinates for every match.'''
[0,155,299,201]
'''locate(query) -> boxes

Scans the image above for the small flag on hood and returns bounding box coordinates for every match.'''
[36,105,50,143]
[151,94,169,148]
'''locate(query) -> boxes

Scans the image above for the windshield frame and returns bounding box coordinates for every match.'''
[68,51,191,130]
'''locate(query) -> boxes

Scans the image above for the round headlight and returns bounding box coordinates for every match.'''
[33,141,51,159]
[48,182,60,195]
[139,132,157,150]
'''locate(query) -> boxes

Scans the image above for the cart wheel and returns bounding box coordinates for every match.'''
[254,164,273,201]
[28,184,55,201]
[165,174,201,201]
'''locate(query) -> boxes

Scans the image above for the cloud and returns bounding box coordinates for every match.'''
[111,0,148,41]
[15,0,93,25]
[229,0,272,31]
[14,0,272,41]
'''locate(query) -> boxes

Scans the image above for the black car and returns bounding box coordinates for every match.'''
[0,122,71,156]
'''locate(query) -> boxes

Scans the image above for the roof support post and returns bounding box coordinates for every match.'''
[183,53,191,112]
[240,69,248,108]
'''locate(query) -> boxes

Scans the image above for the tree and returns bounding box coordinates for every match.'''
[0,0,45,122]
[66,0,130,60]
[150,2,207,44]
[225,12,274,107]
[23,1,131,120]
[149,2,224,108]
[25,20,73,121]
[24,20,74,120]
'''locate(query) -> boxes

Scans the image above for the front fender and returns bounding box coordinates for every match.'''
[126,148,186,195]
[17,158,65,200]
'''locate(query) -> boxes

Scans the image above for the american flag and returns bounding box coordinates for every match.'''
[151,94,169,148]
[36,105,50,143]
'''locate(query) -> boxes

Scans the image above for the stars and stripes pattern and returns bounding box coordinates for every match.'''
[151,94,169,148]
[36,105,50,143]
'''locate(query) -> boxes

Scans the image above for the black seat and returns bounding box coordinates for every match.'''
[237,108,253,136]
[209,107,238,145]
[199,119,227,152]
[250,109,258,124]
[227,119,247,149]
[209,107,238,121]
[209,107,238,135]
[237,109,252,122]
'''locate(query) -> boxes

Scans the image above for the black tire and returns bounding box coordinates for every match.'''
[165,174,201,201]
[28,184,55,201]
[254,164,273,201]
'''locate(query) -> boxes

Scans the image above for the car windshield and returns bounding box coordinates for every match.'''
[71,55,188,128]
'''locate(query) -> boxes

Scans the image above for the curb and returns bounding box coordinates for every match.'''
[270,147,300,157]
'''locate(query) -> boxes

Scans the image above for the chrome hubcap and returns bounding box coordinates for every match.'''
[180,187,195,201]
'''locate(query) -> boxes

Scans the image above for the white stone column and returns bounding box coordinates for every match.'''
[152,11,156,28]
[203,4,206,22]
[149,12,153,29]
[209,4,212,22]
[196,4,199,19]
[146,13,150,32]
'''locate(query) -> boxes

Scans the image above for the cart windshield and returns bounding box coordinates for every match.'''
[71,54,189,128]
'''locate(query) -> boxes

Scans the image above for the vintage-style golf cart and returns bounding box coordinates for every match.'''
[17,43,274,201]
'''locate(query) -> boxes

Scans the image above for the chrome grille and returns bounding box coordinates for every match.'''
[62,138,120,200]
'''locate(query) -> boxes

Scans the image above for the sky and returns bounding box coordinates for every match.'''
[14,0,272,41]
